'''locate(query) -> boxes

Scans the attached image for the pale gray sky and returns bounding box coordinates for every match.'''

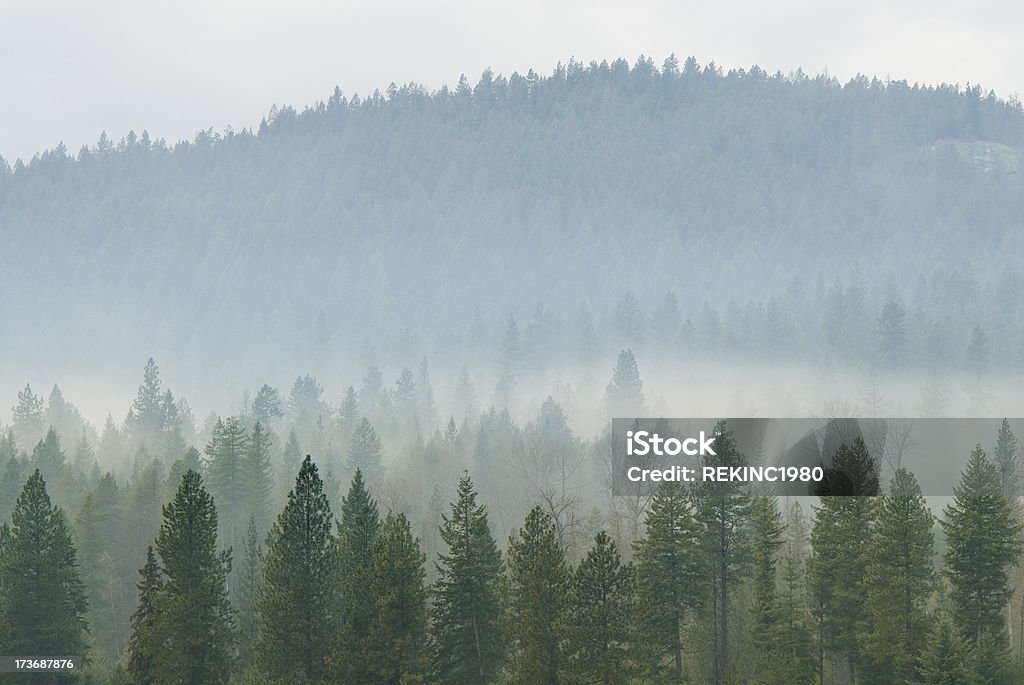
[2,0,1021,163]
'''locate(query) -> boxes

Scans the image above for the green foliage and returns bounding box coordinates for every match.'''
[632,482,701,680]
[347,419,384,483]
[127,545,162,685]
[154,469,235,685]
[237,516,263,672]
[859,468,935,683]
[0,470,89,670]
[431,473,505,684]
[336,469,382,683]
[505,506,569,685]
[941,446,1022,648]
[605,349,644,418]
[370,513,429,685]
[919,615,969,685]
[748,496,785,680]
[563,531,634,685]
[255,456,337,683]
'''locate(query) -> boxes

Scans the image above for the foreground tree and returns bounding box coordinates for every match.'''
[632,482,701,681]
[0,470,88,663]
[505,506,569,685]
[859,469,935,682]
[336,469,382,684]
[563,531,634,685]
[431,473,505,684]
[255,456,337,683]
[153,470,235,684]
[127,545,162,685]
[941,446,1022,665]
[370,513,429,684]
[749,496,786,681]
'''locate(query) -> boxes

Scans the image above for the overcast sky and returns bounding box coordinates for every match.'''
[2,0,1021,163]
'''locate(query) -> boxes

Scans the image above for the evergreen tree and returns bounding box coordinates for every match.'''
[693,421,752,684]
[347,418,384,483]
[749,496,785,680]
[505,506,569,685]
[941,446,1022,653]
[0,470,88,664]
[337,386,360,441]
[632,482,701,680]
[431,473,505,684]
[994,418,1020,500]
[154,470,235,685]
[255,456,337,683]
[563,531,634,685]
[247,421,274,534]
[859,468,935,683]
[252,384,283,427]
[370,513,428,685]
[205,415,249,559]
[605,349,645,418]
[127,545,163,685]
[12,383,44,449]
[919,615,968,685]
[237,516,263,673]
[282,427,303,486]
[336,469,382,684]
[876,299,908,370]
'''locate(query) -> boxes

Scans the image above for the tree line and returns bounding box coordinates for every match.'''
[2,415,1023,684]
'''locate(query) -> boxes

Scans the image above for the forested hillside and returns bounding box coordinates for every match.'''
[2,56,1023,385]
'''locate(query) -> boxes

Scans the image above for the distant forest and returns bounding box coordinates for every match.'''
[2,360,1024,684]
[1,56,1023,381]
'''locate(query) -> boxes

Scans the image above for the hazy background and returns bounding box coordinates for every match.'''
[2,0,1023,163]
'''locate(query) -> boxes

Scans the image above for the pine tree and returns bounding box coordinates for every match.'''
[0,470,88,661]
[336,469,382,684]
[809,490,875,681]
[237,516,263,673]
[605,349,645,418]
[75,472,124,658]
[337,386,360,441]
[252,384,283,427]
[941,446,1022,656]
[431,473,505,684]
[347,418,384,483]
[506,506,569,685]
[154,469,235,685]
[859,468,935,683]
[919,615,968,685]
[12,383,44,449]
[693,421,752,684]
[205,415,249,560]
[563,531,634,685]
[255,456,337,683]
[994,418,1020,500]
[247,421,274,535]
[749,496,785,680]
[370,513,429,685]
[127,545,163,685]
[632,481,701,680]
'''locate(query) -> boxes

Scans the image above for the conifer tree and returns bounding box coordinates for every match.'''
[563,531,634,685]
[749,496,785,680]
[693,421,752,684]
[994,418,1020,500]
[859,468,934,683]
[247,421,274,534]
[127,545,162,685]
[605,349,645,418]
[0,470,88,661]
[941,446,1022,657]
[237,516,263,673]
[336,469,382,684]
[252,384,283,427]
[370,513,429,685]
[505,506,569,685]
[154,470,235,685]
[347,418,384,483]
[919,615,968,685]
[431,473,505,684]
[632,481,701,680]
[255,456,337,683]
[205,415,249,559]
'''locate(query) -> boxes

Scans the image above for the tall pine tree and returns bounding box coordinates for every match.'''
[336,469,382,684]
[431,473,505,684]
[255,455,338,683]
[127,545,162,685]
[0,470,88,666]
[505,506,569,685]
[154,469,235,685]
